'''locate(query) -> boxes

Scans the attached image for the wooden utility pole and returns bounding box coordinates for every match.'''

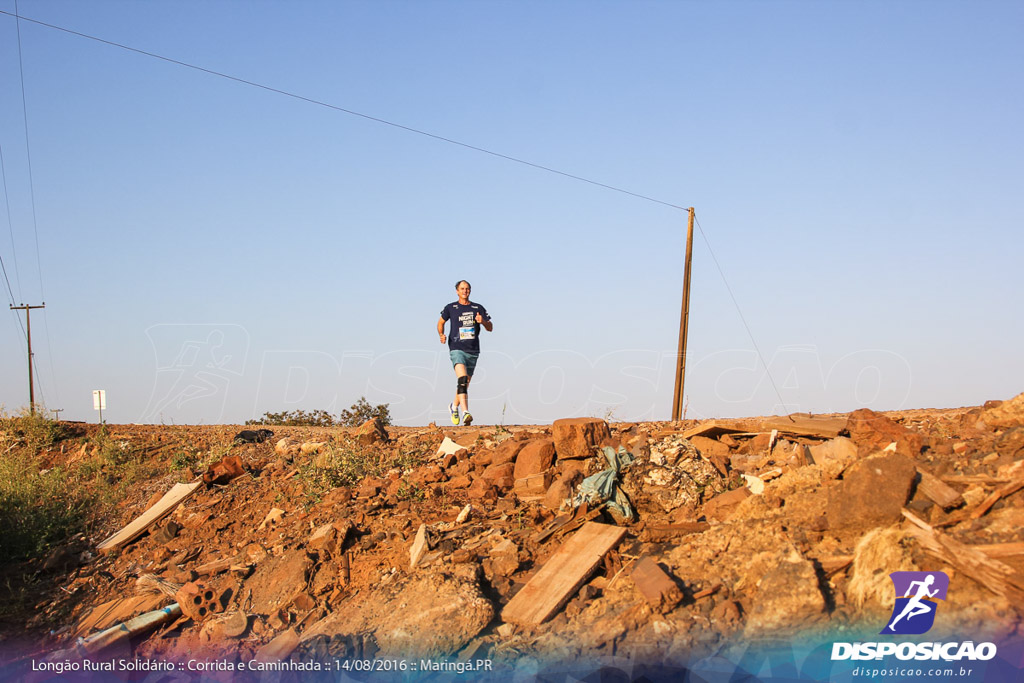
[671,208,695,422]
[10,303,45,415]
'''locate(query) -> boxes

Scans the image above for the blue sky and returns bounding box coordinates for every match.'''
[1,1,1021,425]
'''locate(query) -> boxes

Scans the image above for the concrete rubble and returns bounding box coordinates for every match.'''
[6,392,1024,671]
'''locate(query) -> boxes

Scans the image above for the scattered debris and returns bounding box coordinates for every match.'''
[14,397,1024,672]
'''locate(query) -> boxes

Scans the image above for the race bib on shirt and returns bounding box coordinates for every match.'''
[459,326,476,340]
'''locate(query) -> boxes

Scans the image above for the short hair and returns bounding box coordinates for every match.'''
[455,280,471,289]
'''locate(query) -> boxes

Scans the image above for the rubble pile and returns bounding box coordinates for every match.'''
[6,394,1024,671]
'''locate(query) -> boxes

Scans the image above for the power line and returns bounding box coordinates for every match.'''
[0,8,690,213]
[0,142,29,345]
[12,1,45,302]
[2,9,798,421]
[11,2,59,409]
[0,142,25,308]
[693,214,790,414]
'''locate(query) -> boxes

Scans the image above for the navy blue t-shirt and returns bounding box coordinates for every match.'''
[441,301,490,353]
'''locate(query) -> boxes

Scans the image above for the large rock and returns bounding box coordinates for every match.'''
[301,572,494,657]
[542,473,579,511]
[826,452,917,529]
[356,418,389,445]
[481,462,515,484]
[809,436,859,479]
[488,439,528,467]
[274,437,300,458]
[845,409,923,457]
[513,439,556,480]
[979,392,1024,429]
[702,487,751,521]
[247,550,315,614]
[744,551,825,636]
[552,418,611,460]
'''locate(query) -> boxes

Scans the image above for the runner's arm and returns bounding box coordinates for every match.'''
[437,316,447,343]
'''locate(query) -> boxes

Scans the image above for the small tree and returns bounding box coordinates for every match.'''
[338,397,392,427]
[246,409,336,427]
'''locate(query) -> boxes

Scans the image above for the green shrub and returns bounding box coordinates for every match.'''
[246,397,392,428]
[0,409,69,453]
[298,439,384,508]
[0,454,95,562]
[337,397,391,427]
[246,409,336,427]
[396,479,425,502]
[171,449,199,471]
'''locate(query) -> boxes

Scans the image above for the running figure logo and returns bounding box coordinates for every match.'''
[881,571,949,635]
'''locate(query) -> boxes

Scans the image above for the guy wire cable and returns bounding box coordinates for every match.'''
[0,142,25,310]
[13,1,61,407]
[694,214,790,416]
[0,9,689,214]
[13,0,45,303]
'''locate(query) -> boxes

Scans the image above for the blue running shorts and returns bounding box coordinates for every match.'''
[449,350,479,377]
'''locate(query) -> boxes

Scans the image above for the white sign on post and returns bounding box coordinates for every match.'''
[93,390,106,424]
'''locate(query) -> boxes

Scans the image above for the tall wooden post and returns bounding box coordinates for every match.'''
[10,303,45,414]
[671,208,695,421]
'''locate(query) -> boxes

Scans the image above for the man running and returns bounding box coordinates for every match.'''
[438,280,492,426]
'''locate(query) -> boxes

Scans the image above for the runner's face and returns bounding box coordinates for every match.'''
[457,283,471,300]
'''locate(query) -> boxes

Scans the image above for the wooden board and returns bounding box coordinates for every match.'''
[680,420,749,440]
[97,482,201,553]
[973,542,1024,558]
[72,594,168,638]
[916,467,964,510]
[758,413,847,438]
[970,477,1024,520]
[502,522,625,626]
[902,509,1024,603]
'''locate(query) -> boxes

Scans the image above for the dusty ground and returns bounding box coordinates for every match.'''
[3,394,1024,680]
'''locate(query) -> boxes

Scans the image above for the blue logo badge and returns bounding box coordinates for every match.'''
[881,571,949,635]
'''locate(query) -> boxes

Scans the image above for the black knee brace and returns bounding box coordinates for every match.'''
[457,375,469,396]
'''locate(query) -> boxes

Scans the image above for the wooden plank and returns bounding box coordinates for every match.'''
[916,467,964,510]
[680,420,748,440]
[939,475,1011,485]
[972,542,1024,558]
[72,594,168,638]
[970,477,1024,519]
[644,522,709,543]
[758,413,847,439]
[97,482,201,553]
[902,509,1024,603]
[502,522,626,626]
